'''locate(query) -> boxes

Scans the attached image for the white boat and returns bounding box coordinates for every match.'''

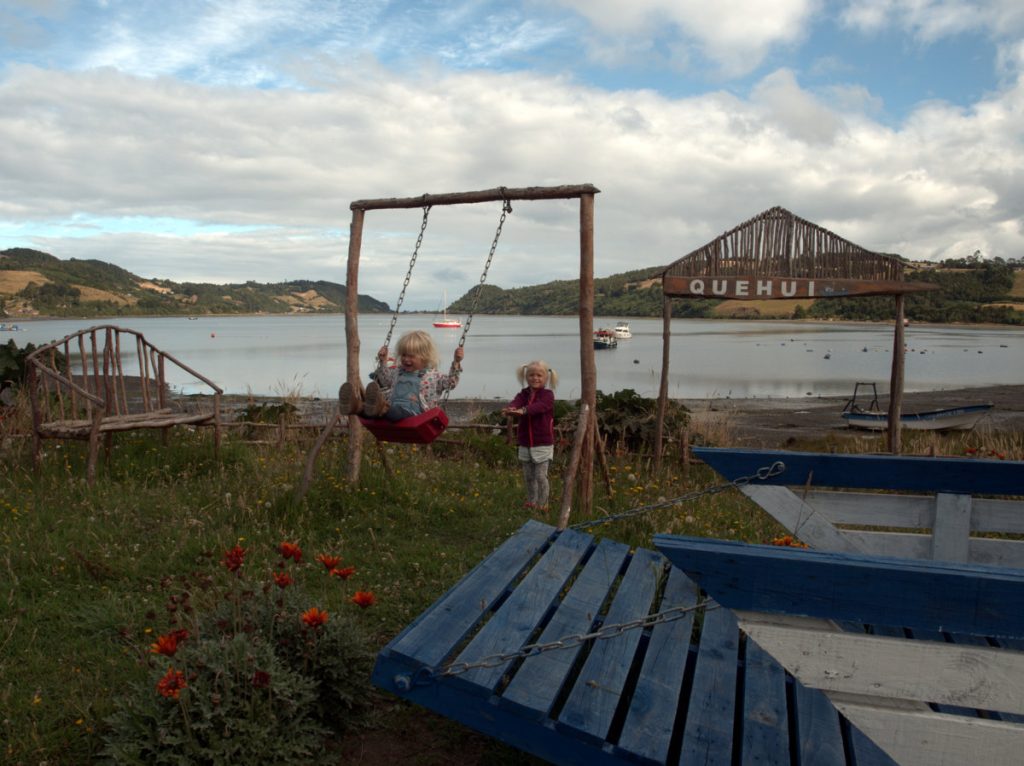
[842,403,994,431]
[613,321,632,339]
[432,290,461,329]
[593,329,618,350]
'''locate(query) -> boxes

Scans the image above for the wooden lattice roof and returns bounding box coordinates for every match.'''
[660,206,933,299]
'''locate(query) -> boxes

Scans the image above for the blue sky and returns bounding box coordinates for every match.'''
[1,0,1022,308]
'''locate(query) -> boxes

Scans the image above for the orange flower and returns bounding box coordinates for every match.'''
[278,542,302,563]
[330,566,356,580]
[222,544,246,573]
[272,571,294,589]
[301,607,329,628]
[316,553,341,571]
[150,629,189,657]
[156,667,187,699]
[351,591,376,609]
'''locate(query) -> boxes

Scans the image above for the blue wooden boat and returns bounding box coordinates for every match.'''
[842,402,993,431]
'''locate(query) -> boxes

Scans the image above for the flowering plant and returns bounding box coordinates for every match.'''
[103,539,376,764]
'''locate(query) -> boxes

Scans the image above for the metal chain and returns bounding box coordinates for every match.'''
[383,202,431,350]
[571,461,786,531]
[435,598,719,679]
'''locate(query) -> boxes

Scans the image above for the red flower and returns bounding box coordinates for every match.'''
[278,542,302,563]
[272,571,294,589]
[221,544,246,573]
[330,566,356,580]
[251,670,271,689]
[316,553,341,571]
[156,667,187,699]
[351,591,376,609]
[151,629,189,657]
[301,607,329,628]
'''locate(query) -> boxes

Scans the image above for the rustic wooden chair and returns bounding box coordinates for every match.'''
[27,324,222,484]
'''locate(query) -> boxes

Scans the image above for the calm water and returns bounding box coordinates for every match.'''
[7,315,1023,401]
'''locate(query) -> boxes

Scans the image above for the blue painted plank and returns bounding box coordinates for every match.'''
[385,520,553,668]
[741,639,790,764]
[502,538,631,717]
[615,566,700,763]
[694,447,1024,495]
[654,535,1024,639]
[679,603,740,766]
[557,548,665,743]
[794,681,846,766]
[455,528,595,692]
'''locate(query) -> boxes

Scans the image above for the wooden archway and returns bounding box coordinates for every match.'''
[299,184,601,525]
[654,206,937,456]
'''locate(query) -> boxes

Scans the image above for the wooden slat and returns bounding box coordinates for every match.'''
[616,566,700,763]
[794,678,847,766]
[831,696,1024,766]
[741,485,864,552]
[557,548,664,742]
[387,520,553,668]
[695,447,1024,495]
[736,612,1024,715]
[501,538,630,716]
[654,535,1024,638]
[932,493,972,562]
[802,489,934,527]
[454,528,594,691]
[678,604,739,765]
[740,638,790,763]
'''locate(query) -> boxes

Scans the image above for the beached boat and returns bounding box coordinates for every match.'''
[613,321,631,339]
[432,291,461,329]
[842,403,993,431]
[593,329,617,349]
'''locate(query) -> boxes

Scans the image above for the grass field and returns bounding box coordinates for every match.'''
[1,398,1019,764]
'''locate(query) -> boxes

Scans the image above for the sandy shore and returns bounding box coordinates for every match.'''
[205,384,1022,449]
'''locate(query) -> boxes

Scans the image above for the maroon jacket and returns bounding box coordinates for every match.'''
[508,387,555,447]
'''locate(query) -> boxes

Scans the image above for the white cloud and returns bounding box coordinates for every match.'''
[841,1,1024,43]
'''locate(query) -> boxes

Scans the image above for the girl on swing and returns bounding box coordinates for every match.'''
[339,330,463,420]
[502,360,558,511]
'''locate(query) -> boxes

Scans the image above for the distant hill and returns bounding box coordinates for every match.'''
[2,248,1021,324]
[0,248,389,317]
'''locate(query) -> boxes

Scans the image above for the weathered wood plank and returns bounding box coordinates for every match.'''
[932,493,972,563]
[387,520,553,668]
[695,447,1024,495]
[501,538,631,716]
[741,485,864,552]
[455,528,594,691]
[654,535,1024,638]
[741,638,791,763]
[831,697,1024,766]
[557,548,664,742]
[736,612,1024,715]
[615,566,699,763]
[678,604,739,765]
[794,678,847,766]
[802,489,933,527]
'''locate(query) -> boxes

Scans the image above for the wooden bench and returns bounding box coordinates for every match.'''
[372,519,897,765]
[27,324,222,483]
[694,447,1024,566]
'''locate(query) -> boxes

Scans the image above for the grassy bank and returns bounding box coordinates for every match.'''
[1,403,1020,764]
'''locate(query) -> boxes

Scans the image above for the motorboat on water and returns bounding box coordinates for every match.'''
[594,329,618,350]
[613,321,632,339]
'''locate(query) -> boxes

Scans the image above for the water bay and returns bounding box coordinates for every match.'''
[9,314,1023,401]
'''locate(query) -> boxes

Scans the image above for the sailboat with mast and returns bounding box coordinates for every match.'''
[432,290,461,329]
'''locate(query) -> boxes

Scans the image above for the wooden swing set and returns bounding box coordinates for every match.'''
[298,184,603,518]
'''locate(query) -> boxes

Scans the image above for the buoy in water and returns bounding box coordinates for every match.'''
[211,333,215,338]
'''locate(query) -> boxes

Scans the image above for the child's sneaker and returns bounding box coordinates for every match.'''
[338,382,362,415]
[362,381,388,417]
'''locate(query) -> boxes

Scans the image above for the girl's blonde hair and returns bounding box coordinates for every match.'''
[516,360,557,390]
[396,330,439,369]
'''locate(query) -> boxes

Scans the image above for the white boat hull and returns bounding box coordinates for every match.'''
[842,404,993,431]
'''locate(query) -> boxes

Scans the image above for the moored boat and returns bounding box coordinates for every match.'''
[432,290,461,329]
[613,321,631,339]
[593,329,617,349]
[842,403,994,431]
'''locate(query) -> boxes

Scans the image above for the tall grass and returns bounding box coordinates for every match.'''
[1,407,1019,764]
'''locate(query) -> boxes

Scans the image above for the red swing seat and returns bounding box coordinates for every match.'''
[357,407,449,445]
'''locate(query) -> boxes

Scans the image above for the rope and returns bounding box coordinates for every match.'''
[571,461,786,531]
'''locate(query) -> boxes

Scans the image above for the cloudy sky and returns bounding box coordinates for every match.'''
[1,0,1022,309]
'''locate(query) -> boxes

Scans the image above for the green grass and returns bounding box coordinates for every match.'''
[3,418,1019,764]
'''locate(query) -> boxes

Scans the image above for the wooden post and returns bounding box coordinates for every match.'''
[295,409,342,501]
[681,426,690,484]
[346,208,366,483]
[654,295,671,472]
[557,403,590,530]
[577,192,596,518]
[887,295,905,454]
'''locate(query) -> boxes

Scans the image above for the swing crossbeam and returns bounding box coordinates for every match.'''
[372,519,896,766]
[351,184,600,210]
